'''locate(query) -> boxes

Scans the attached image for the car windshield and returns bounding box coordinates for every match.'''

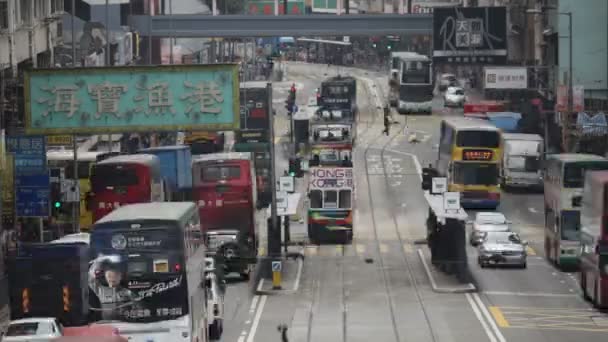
[486,233,521,245]
[6,323,41,336]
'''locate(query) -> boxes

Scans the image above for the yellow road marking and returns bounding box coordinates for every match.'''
[356,244,366,255]
[274,136,282,144]
[526,246,537,256]
[336,245,344,256]
[379,243,389,254]
[258,247,266,257]
[489,306,510,328]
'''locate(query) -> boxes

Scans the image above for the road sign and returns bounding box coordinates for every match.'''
[279,176,295,193]
[16,187,50,217]
[272,261,282,272]
[443,192,460,212]
[46,135,74,146]
[277,191,288,209]
[431,177,447,194]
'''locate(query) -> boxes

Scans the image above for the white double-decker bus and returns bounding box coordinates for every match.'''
[543,153,608,269]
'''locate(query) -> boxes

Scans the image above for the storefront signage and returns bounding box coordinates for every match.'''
[25,64,240,134]
[484,67,528,89]
[310,167,354,189]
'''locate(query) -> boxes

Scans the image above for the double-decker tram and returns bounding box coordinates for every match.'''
[436,117,502,209]
[543,154,608,268]
[89,202,208,342]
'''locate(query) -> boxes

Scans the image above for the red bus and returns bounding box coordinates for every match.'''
[192,152,257,278]
[88,154,164,222]
[464,101,506,119]
[580,170,608,308]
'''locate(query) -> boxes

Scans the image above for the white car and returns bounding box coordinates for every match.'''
[444,87,466,107]
[469,212,511,246]
[2,317,64,342]
[439,73,458,91]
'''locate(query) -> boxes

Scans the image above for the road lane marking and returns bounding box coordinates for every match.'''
[385,149,422,180]
[246,295,267,342]
[472,293,507,342]
[528,207,538,213]
[257,279,264,292]
[483,291,578,298]
[526,246,537,256]
[379,243,389,254]
[489,306,510,328]
[293,256,303,292]
[249,295,259,313]
[356,244,366,255]
[465,293,498,342]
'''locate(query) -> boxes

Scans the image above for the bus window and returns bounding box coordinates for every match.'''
[456,131,500,148]
[310,190,322,209]
[91,165,139,190]
[563,162,608,188]
[324,191,338,209]
[201,165,241,182]
[453,163,499,186]
[560,210,580,241]
[339,190,352,209]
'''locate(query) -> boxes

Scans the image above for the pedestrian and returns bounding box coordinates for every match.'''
[383,105,391,136]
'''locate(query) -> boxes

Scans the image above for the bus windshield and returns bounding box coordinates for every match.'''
[456,131,500,148]
[48,160,93,179]
[91,165,139,190]
[563,161,608,188]
[453,163,499,185]
[89,226,188,323]
[560,210,581,241]
[401,61,431,84]
[201,165,241,182]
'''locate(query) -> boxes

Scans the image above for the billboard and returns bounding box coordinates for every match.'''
[433,7,507,64]
[25,64,240,135]
[247,0,305,14]
[484,67,528,89]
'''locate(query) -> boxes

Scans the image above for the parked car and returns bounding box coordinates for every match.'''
[469,212,511,246]
[439,73,458,91]
[444,86,466,107]
[477,231,528,268]
[2,318,63,342]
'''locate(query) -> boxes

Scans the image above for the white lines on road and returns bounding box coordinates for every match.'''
[293,256,304,292]
[466,293,507,342]
[246,295,268,342]
[385,149,423,180]
[483,291,578,298]
[528,207,538,214]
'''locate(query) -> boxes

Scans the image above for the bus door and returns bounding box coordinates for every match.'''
[89,163,162,222]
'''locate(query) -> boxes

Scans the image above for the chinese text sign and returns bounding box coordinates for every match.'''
[25,64,240,134]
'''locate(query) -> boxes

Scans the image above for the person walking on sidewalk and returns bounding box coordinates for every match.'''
[383,105,391,136]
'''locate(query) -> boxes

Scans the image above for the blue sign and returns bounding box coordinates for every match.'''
[15,173,51,188]
[16,187,50,217]
[25,64,240,135]
[5,135,46,155]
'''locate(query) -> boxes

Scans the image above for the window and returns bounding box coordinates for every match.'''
[51,0,63,14]
[19,0,31,25]
[563,161,608,188]
[310,190,322,209]
[453,162,499,186]
[560,210,580,241]
[201,165,241,182]
[401,61,431,84]
[0,1,8,29]
[34,0,48,18]
[6,323,39,336]
[323,190,338,209]
[91,164,139,190]
[339,190,351,209]
[456,130,500,148]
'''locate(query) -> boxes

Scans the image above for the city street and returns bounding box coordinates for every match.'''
[225,62,608,342]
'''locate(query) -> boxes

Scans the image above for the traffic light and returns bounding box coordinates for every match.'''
[288,158,302,178]
[387,42,393,50]
[372,42,377,48]
[50,182,63,215]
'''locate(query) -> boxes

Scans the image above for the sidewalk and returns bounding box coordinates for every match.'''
[417,246,476,293]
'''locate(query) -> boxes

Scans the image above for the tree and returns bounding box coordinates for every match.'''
[200,0,245,14]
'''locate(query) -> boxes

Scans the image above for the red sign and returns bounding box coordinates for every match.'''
[464,101,506,115]
[462,150,493,161]
[573,85,585,112]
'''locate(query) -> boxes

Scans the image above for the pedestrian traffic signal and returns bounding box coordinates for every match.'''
[372,42,377,48]
[387,42,393,50]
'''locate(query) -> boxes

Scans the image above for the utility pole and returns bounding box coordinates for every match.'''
[566,12,574,152]
[283,0,288,14]
[267,82,281,262]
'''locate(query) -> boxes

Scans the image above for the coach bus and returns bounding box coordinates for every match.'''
[393,52,434,114]
[89,202,210,341]
[580,171,608,308]
[47,151,108,231]
[89,155,164,222]
[543,154,608,268]
[436,117,502,208]
[308,167,354,244]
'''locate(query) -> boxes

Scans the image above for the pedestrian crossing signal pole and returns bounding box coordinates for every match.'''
[267,82,282,277]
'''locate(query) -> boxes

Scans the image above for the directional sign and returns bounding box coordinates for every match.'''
[431,177,447,194]
[16,187,50,217]
[279,176,295,193]
[272,261,282,272]
[443,192,460,212]
[276,191,288,209]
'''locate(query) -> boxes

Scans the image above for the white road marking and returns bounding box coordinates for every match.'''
[257,279,265,292]
[483,291,578,298]
[472,293,507,342]
[385,149,422,180]
[465,293,498,342]
[249,295,259,313]
[528,207,538,213]
[293,256,304,292]
[246,295,268,342]
[238,336,246,342]
[417,249,439,290]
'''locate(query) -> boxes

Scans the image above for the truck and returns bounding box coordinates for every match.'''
[136,145,193,201]
[8,242,90,326]
[500,133,544,190]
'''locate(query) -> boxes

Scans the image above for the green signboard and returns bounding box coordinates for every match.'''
[247,0,305,15]
[312,0,342,13]
[25,64,240,134]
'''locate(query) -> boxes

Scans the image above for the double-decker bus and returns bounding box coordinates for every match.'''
[308,167,354,244]
[319,75,357,120]
[89,202,209,341]
[191,153,257,279]
[89,155,164,222]
[393,52,434,114]
[233,130,271,208]
[436,117,502,208]
[543,154,608,268]
[580,171,608,308]
[47,151,111,231]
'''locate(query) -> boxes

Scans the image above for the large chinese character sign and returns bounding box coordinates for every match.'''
[25,64,240,134]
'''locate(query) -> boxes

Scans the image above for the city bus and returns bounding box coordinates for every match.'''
[543,154,608,268]
[436,117,502,208]
[89,202,210,341]
[580,171,608,308]
[47,151,108,231]
[393,52,434,114]
[191,153,258,278]
[89,155,164,222]
[308,167,354,244]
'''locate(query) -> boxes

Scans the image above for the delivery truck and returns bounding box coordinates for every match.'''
[500,133,544,190]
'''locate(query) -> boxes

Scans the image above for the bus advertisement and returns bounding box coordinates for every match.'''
[308,167,354,244]
[89,155,164,222]
[436,118,502,209]
[580,171,608,308]
[89,202,209,342]
[544,154,608,268]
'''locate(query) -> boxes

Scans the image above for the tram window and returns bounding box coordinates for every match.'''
[310,190,322,209]
[339,190,352,209]
[324,191,338,209]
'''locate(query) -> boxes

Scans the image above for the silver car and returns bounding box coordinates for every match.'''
[469,212,511,246]
[478,231,528,268]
